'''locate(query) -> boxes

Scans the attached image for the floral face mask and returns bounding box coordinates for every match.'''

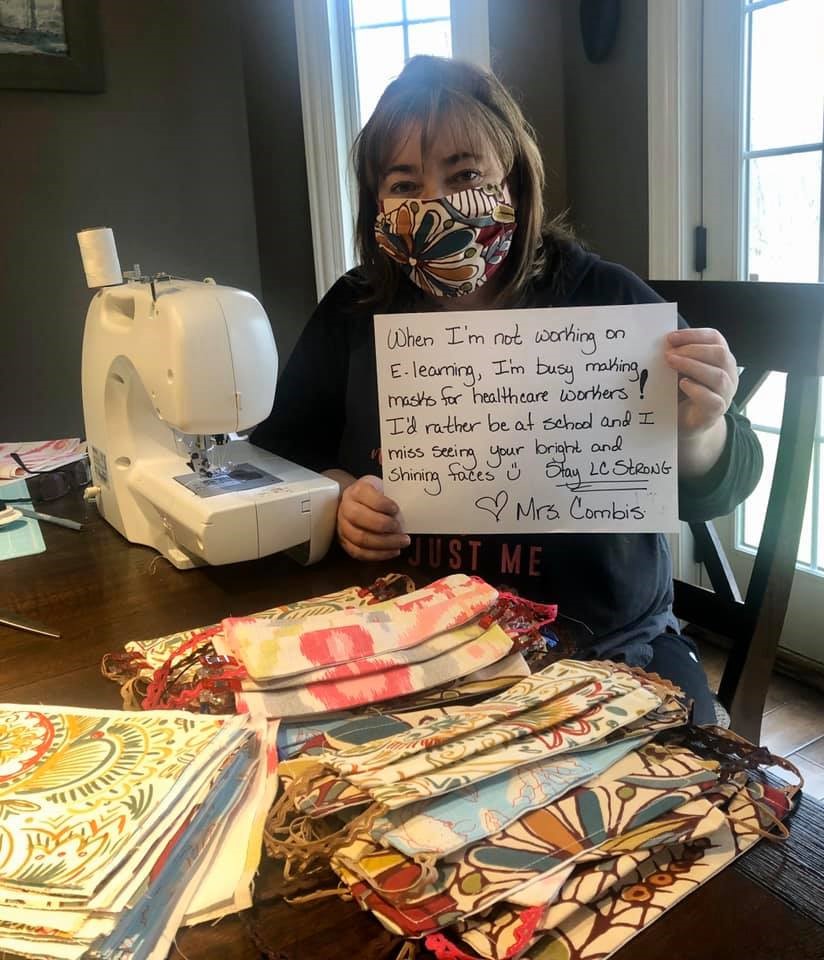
[375,184,516,297]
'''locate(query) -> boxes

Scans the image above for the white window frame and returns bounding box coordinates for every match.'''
[647,0,744,283]
[648,1,699,284]
[294,0,490,300]
[647,0,705,583]
[700,0,745,282]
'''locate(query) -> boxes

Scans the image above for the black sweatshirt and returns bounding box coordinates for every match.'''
[254,244,763,665]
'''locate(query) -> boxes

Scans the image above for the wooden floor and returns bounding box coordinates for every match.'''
[698,640,824,801]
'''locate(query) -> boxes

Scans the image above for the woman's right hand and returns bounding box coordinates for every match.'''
[336,475,410,561]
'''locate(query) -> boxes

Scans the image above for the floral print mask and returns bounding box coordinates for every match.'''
[375,184,516,297]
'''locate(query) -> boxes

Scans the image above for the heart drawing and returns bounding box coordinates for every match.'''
[475,490,508,523]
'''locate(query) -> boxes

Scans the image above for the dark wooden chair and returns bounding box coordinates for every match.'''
[648,280,824,743]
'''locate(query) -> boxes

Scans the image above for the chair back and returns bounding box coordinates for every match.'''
[648,280,824,741]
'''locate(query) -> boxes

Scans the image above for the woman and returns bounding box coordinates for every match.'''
[253,56,762,723]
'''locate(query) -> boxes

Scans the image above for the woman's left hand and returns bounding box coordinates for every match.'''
[665,328,739,436]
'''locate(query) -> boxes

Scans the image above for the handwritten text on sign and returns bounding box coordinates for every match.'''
[375,303,678,534]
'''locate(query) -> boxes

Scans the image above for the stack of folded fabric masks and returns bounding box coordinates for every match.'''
[216,574,558,720]
[83,573,565,954]
[0,705,278,960]
[101,575,567,747]
[101,574,420,712]
[96,574,801,958]
[264,659,800,960]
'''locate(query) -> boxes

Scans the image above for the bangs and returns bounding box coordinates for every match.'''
[367,90,517,189]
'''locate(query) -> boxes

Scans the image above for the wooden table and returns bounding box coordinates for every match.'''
[2,492,823,960]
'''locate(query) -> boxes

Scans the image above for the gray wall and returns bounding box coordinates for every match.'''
[561,0,649,275]
[488,0,567,218]
[0,0,261,439]
[241,0,316,369]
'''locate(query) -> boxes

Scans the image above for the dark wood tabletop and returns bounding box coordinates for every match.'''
[2,490,823,960]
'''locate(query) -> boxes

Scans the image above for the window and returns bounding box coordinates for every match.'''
[351,0,452,125]
[293,0,489,298]
[742,0,823,285]
[735,0,824,577]
[739,376,823,577]
[649,0,824,660]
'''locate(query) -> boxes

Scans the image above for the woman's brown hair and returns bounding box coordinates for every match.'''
[352,55,559,309]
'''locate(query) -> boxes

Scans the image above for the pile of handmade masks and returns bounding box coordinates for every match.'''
[0,705,278,960]
[102,574,564,723]
[264,659,799,960]
[101,574,419,711]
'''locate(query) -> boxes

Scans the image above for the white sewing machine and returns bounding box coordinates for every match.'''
[79,248,338,569]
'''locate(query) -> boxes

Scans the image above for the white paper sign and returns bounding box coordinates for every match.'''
[375,303,679,534]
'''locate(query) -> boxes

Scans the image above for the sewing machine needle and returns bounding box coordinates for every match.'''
[0,611,61,639]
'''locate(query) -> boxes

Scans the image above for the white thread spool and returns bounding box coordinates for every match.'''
[77,227,123,288]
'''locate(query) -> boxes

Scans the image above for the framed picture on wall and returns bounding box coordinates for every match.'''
[0,0,103,92]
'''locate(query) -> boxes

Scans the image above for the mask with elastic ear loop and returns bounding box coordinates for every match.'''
[375,184,516,297]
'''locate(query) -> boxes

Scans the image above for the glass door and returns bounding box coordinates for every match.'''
[702,0,824,664]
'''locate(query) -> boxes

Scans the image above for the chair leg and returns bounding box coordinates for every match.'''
[726,622,778,744]
[726,374,819,745]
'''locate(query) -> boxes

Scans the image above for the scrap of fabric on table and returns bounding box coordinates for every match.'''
[0,439,87,479]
